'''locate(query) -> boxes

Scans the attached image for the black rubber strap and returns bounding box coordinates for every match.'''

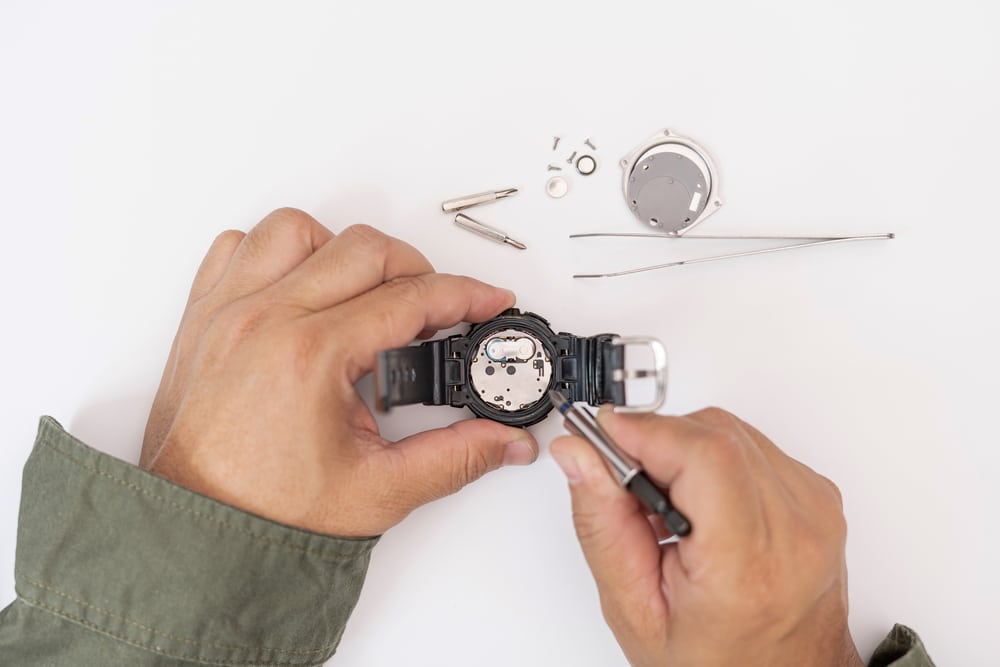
[376,338,469,411]
[553,333,626,407]
[376,340,445,410]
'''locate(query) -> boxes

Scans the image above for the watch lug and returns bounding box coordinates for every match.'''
[600,336,627,406]
[443,335,470,408]
[552,333,629,407]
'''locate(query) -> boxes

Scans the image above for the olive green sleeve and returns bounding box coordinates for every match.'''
[0,417,377,666]
[868,624,937,667]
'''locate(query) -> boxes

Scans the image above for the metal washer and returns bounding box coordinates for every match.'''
[576,154,597,176]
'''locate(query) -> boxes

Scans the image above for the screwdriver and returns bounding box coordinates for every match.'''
[441,188,518,213]
[454,213,527,250]
[548,389,692,537]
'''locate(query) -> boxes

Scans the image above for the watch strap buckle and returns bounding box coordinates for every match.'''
[611,336,668,412]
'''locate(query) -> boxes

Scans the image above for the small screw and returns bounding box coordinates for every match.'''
[547,164,562,171]
[553,136,561,150]
[566,150,577,164]
[584,138,596,150]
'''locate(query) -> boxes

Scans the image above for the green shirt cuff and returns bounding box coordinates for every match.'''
[11,416,377,666]
[868,624,937,667]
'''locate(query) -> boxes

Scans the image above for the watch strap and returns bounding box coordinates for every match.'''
[554,333,626,407]
[376,338,468,411]
[376,340,444,411]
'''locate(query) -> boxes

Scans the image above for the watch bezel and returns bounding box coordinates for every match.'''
[460,312,559,427]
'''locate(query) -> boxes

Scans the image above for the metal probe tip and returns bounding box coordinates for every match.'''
[548,389,569,411]
[496,187,518,199]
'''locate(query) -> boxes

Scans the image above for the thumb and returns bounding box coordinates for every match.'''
[391,418,538,505]
[550,434,666,625]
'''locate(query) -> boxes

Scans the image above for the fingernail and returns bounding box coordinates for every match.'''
[595,404,618,427]
[504,289,517,306]
[502,440,535,466]
[550,446,582,484]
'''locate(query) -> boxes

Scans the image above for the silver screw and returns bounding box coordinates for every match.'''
[566,150,577,164]
[584,138,596,150]
[553,137,561,150]
[547,164,562,171]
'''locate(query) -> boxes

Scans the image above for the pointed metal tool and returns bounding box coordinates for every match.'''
[441,188,518,213]
[571,233,894,278]
[455,213,527,250]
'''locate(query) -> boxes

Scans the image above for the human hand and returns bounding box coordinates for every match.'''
[141,208,538,536]
[550,408,862,667]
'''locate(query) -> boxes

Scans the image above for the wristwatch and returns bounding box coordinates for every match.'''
[376,308,667,427]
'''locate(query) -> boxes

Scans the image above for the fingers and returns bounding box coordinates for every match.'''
[327,273,516,382]
[595,407,767,551]
[594,408,707,488]
[220,207,334,298]
[273,224,435,311]
[549,434,667,634]
[188,230,245,302]
[385,418,538,507]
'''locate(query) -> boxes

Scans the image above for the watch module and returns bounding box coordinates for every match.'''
[469,329,553,413]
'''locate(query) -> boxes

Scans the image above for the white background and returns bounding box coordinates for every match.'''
[1,1,998,665]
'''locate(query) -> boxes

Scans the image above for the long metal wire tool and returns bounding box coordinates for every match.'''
[570,232,894,278]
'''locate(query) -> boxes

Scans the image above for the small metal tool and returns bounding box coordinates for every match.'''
[584,138,597,150]
[566,150,577,164]
[553,136,561,150]
[454,213,527,250]
[570,233,894,278]
[549,389,692,537]
[441,188,518,213]
[547,164,563,171]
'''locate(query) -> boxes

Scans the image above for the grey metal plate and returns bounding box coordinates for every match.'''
[626,152,709,233]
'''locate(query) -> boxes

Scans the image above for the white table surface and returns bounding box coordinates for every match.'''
[2,1,998,664]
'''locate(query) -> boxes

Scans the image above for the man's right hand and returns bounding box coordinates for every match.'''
[550,407,863,667]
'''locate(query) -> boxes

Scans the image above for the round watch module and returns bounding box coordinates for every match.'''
[469,328,553,413]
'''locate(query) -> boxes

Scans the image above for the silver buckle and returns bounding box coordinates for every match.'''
[611,336,668,413]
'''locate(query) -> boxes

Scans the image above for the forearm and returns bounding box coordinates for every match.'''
[0,417,376,666]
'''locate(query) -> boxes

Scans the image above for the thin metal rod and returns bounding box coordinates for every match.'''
[570,232,896,241]
[573,234,894,279]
